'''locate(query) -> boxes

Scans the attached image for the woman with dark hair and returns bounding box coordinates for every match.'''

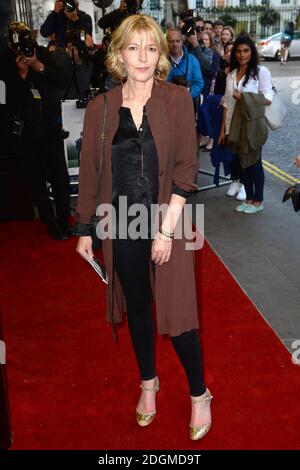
[219,34,273,214]
[280,21,294,65]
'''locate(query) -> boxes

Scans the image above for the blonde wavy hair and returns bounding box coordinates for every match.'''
[106,14,170,82]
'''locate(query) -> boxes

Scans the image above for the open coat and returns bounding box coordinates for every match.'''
[76,81,199,337]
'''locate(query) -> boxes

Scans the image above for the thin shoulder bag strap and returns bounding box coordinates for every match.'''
[96,93,108,209]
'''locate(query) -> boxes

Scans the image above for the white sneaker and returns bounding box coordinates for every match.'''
[227,181,240,197]
[236,184,246,201]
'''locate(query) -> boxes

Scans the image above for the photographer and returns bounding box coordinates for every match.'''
[52,29,93,100]
[40,0,92,48]
[167,28,203,101]
[98,0,143,31]
[0,22,71,240]
[182,17,213,76]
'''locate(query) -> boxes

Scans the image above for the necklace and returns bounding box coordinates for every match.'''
[137,123,149,187]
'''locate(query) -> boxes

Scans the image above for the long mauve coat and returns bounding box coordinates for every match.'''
[76,81,199,337]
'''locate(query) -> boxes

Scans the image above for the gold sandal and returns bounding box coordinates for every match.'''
[136,377,159,427]
[189,388,213,441]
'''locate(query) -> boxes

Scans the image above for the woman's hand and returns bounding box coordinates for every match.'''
[76,236,94,258]
[151,237,172,266]
[233,90,242,101]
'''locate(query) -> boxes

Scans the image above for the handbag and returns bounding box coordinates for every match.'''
[90,93,108,251]
[265,86,287,130]
[282,183,300,212]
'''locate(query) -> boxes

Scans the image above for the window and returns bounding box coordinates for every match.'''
[196,0,203,8]
[281,0,290,4]
[240,0,247,6]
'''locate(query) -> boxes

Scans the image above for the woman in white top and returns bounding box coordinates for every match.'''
[219,34,273,214]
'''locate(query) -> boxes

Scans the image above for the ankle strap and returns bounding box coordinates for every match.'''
[191,389,213,403]
[140,378,159,392]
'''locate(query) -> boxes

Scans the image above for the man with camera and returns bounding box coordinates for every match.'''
[52,29,93,100]
[40,0,92,48]
[167,28,203,102]
[0,22,71,240]
[181,16,213,76]
[98,0,143,31]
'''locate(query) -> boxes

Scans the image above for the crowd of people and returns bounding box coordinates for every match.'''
[2,1,291,234]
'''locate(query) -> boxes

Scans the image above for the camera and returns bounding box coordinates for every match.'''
[181,18,196,37]
[172,75,190,91]
[66,29,90,61]
[76,96,90,109]
[11,30,35,57]
[126,0,139,14]
[63,0,76,12]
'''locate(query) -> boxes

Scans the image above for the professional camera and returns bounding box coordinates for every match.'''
[11,30,35,57]
[63,0,77,12]
[172,75,190,92]
[181,18,196,37]
[66,29,90,61]
[76,89,100,109]
[76,96,90,109]
[126,0,139,14]
[180,10,203,37]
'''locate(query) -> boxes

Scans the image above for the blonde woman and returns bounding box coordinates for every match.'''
[75,15,213,440]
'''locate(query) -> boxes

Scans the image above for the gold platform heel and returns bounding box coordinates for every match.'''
[189,388,213,441]
[136,377,159,427]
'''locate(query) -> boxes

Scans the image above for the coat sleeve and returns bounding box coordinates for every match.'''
[76,95,103,224]
[173,87,198,193]
[40,11,57,38]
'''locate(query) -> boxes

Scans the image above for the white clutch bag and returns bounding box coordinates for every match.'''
[265,87,287,130]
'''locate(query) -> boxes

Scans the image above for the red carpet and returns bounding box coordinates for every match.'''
[0,220,300,450]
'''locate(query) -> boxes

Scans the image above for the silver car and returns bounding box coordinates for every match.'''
[256,31,300,60]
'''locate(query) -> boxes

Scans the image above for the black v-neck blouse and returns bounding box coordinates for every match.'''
[111,106,159,211]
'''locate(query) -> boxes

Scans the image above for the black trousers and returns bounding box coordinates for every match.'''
[113,238,206,397]
[13,130,70,225]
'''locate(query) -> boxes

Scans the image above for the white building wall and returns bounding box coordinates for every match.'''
[226,0,300,6]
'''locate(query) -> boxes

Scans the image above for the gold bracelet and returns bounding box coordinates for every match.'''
[159,225,174,239]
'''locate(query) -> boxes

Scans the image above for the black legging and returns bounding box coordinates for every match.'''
[113,238,206,397]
